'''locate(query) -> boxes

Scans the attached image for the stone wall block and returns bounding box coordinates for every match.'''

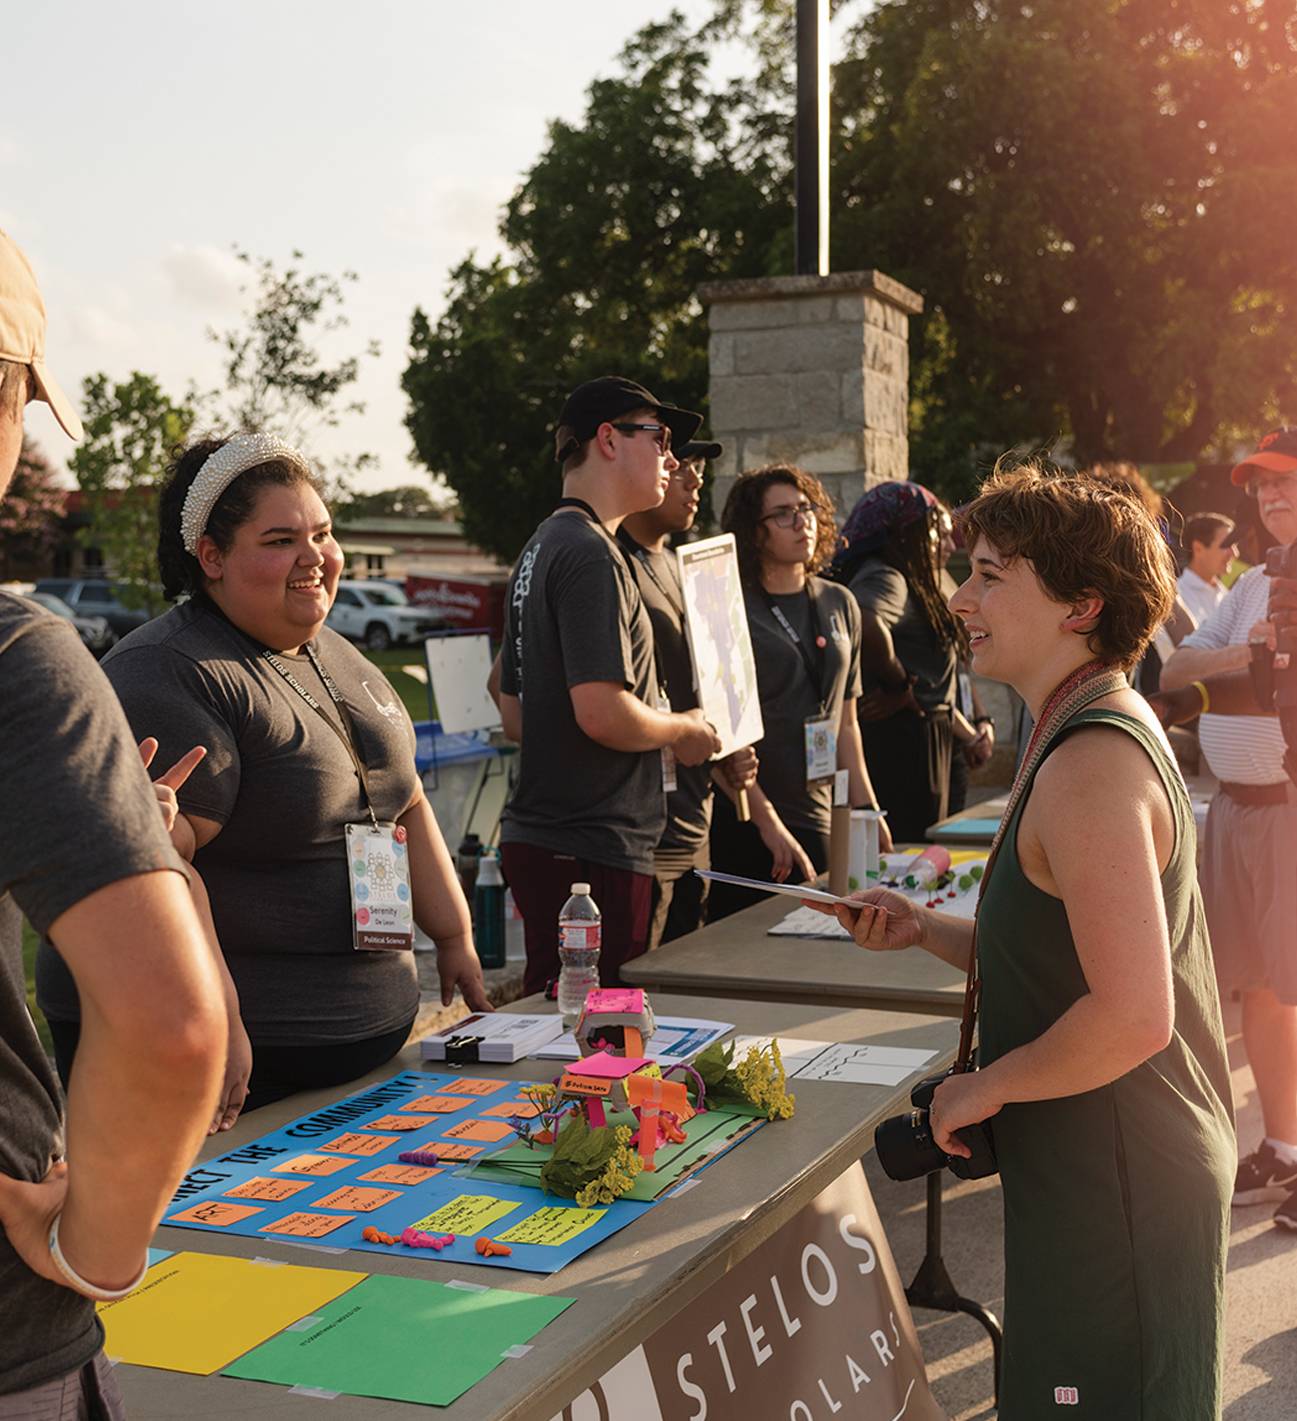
[709,374,798,432]
[863,376,908,436]
[709,333,735,379]
[863,430,909,483]
[794,370,842,430]
[732,324,862,377]
[709,302,799,333]
[864,327,907,381]
[794,295,841,324]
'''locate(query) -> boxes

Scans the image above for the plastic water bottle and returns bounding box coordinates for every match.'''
[557,883,602,1026]
[473,849,506,970]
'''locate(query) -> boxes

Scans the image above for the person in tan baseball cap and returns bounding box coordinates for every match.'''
[0,227,83,458]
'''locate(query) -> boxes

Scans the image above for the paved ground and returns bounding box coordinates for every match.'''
[866,995,1297,1419]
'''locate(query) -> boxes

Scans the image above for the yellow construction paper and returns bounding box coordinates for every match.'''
[409,1194,520,1235]
[98,1252,366,1374]
[497,1207,607,1247]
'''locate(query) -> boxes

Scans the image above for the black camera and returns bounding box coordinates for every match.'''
[874,1069,999,1182]
[1249,544,1297,783]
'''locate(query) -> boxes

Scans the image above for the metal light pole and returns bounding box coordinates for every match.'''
[794,0,830,276]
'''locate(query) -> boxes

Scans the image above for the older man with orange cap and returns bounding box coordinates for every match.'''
[0,228,225,1415]
[1164,427,1297,1233]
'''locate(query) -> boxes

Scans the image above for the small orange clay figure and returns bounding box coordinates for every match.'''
[362,1226,399,1245]
[475,1236,513,1258]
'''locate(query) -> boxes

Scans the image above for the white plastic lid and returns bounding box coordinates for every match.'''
[570,882,591,896]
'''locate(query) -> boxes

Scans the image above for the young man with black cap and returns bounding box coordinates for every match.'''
[498,377,723,994]
[617,439,757,945]
[1163,427,1297,1231]
[0,229,225,1413]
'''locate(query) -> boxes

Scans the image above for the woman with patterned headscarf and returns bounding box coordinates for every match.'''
[831,481,979,841]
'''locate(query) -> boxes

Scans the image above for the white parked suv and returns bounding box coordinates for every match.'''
[326,580,443,650]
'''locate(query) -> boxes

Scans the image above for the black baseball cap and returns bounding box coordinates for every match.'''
[1231,428,1297,487]
[555,376,702,463]
[677,439,723,463]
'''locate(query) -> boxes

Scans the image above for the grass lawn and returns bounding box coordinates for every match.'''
[21,917,53,1055]
[362,647,438,723]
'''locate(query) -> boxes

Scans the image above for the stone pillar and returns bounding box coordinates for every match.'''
[699,270,923,520]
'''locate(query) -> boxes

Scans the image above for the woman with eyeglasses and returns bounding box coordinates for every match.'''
[706,466,891,921]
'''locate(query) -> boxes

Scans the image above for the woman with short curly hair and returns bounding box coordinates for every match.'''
[706,466,890,921]
[825,461,1233,1416]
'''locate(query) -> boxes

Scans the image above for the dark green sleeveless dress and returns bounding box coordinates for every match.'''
[977,709,1234,1419]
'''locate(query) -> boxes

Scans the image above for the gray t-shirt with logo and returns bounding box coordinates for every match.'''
[500,511,665,873]
[36,598,420,1046]
[0,594,183,1393]
[746,577,862,835]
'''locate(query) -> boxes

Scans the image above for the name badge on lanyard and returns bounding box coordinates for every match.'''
[804,714,837,785]
[262,645,416,953]
[346,822,416,952]
[659,689,678,793]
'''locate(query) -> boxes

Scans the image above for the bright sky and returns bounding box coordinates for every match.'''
[6,0,730,491]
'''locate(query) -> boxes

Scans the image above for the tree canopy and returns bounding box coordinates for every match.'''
[0,437,63,581]
[405,0,1297,555]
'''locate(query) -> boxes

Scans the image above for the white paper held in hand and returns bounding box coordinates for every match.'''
[692,868,857,907]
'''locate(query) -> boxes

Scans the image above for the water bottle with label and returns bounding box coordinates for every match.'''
[557,882,602,1027]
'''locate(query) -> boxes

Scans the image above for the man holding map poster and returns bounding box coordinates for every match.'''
[619,439,758,945]
[498,378,722,993]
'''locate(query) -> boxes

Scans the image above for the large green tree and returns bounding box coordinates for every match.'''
[406,0,1297,543]
[834,0,1297,493]
[70,372,193,610]
[403,8,794,561]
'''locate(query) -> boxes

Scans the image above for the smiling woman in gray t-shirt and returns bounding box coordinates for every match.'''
[37,435,488,1116]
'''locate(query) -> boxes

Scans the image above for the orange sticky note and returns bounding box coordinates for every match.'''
[223,1177,312,1203]
[312,1185,403,1213]
[317,1133,400,1157]
[437,1078,508,1097]
[442,1118,515,1143]
[483,1100,542,1119]
[363,1114,437,1132]
[260,1212,354,1238]
[169,1200,264,1227]
[271,1153,352,1177]
[401,1094,470,1114]
[358,1164,441,1186]
[430,1141,482,1161]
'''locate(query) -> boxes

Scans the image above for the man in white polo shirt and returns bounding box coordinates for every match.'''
[1164,427,1297,1231]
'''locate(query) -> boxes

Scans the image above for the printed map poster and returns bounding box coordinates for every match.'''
[676,534,763,758]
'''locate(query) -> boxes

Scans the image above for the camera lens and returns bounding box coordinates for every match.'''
[874,1107,948,1182]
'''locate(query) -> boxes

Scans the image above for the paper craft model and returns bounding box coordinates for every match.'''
[554,1051,694,1171]
[574,987,657,1059]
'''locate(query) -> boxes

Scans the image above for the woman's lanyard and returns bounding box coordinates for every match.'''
[764,585,830,713]
[261,645,380,829]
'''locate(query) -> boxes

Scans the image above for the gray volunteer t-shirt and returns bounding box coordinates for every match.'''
[501,511,665,872]
[746,576,862,835]
[849,556,957,713]
[36,598,420,1046]
[617,529,712,861]
[0,594,183,1394]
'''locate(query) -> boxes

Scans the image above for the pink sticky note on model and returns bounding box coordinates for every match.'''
[584,988,644,1016]
[570,1050,651,1080]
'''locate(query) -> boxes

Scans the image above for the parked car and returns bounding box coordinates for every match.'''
[326,579,443,651]
[33,578,155,638]
[25,590,117,657]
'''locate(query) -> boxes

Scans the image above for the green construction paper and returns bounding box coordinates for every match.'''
[469,1106,763,1201]
[223,1274,573,1407]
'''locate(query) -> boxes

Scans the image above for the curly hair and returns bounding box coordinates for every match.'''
[720,466,839,585]
[157,436,326,601]
[959,459,1177,670]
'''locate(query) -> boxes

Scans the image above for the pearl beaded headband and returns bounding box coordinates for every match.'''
[179,432,313,555]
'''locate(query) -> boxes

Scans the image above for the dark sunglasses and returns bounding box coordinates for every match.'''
[612,421,671,454]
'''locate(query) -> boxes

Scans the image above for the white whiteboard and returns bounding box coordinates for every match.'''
[423,633,502,734]
[676,533,764,758]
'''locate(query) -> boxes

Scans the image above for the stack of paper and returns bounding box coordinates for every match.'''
[730,1036,938,1087]
[421,1012,565,1063]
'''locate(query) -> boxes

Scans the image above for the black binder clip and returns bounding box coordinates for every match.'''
[445,1034,482,1065]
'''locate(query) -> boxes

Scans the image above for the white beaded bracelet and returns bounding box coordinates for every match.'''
[47,1212,149,1302]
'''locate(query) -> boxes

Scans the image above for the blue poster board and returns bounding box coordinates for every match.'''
[162,1071,651,1274]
